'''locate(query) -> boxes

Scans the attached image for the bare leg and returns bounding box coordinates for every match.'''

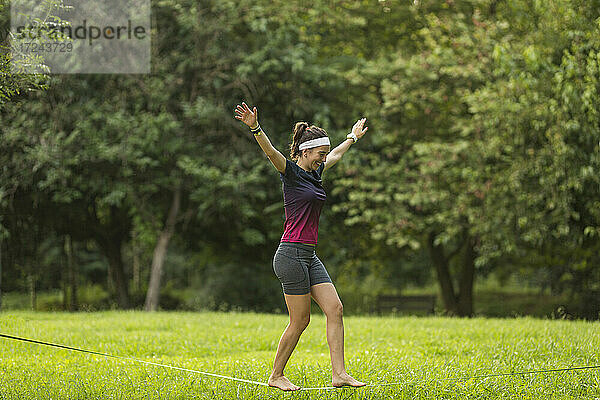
[268,293,311,391]
[310,283,366,388]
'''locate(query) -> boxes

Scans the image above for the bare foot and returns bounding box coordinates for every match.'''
[332,372,367,388]
[268,374,301,391]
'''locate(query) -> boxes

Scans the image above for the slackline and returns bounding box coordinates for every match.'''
[1,332,599,391]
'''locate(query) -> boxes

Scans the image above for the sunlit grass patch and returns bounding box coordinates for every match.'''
[0,312,598,399]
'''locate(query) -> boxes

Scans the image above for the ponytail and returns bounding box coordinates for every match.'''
[289,122,328,161]
[289,122,309,161]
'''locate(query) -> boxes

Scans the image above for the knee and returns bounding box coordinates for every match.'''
[328,302,343,320]
[290,314,310,332]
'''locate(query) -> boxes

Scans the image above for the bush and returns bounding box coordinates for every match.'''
[183,261,284,313]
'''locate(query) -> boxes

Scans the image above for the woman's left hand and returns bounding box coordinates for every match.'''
[351,118,369,139]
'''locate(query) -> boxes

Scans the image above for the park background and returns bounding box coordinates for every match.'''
[1,0,599,320]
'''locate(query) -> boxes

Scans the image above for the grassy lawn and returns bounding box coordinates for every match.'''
[0,311,599,399]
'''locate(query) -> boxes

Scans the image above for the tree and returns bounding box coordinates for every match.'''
[334,0,600,316]
[334,2,501,316]
[0,0,67,103]
[0,0,361,311]
[0,0,66,310]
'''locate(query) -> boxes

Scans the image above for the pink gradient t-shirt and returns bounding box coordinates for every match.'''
[279,159,326,245]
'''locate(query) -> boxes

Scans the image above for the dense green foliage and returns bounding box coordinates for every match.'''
[0,0,66,102]
[0,0,599,317]
[0,312,599,398]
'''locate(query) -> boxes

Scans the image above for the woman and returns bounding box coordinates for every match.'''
[234,102,368,391]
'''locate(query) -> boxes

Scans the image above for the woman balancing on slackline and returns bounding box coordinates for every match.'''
[234,102,369,391]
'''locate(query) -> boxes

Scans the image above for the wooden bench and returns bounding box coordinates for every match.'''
[376,294,436,315]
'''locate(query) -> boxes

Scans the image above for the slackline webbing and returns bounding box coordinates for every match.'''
[0,333,268,387]
[1,332,599,391]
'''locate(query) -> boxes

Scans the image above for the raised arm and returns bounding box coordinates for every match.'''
[324,118,369,172]
[234,102,286,174]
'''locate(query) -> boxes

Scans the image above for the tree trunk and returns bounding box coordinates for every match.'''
[0,241,3,312]
[65,234,78,311]
[457,236,476,317]
[106,242,130,309]
[132,233,140,292]
[98,206,131,309]
[145,187,181,311]
[87,204,132,309]
[62,276,68,310]
[29,274,36,311]
[427,231,458,315]
[63,236,70,310]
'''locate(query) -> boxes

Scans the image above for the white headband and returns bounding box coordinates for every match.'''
[299,137,330,150]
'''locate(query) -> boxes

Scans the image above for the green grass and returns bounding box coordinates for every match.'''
[0,312,599,399]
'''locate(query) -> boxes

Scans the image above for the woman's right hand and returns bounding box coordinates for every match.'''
[234,102,258,129]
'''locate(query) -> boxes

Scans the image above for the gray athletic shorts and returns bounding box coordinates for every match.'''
[272,242,332,295]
